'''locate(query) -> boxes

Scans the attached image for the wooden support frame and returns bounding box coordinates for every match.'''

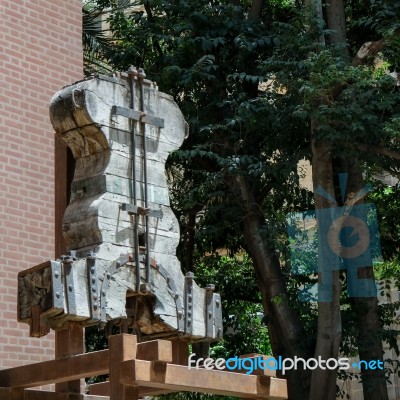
[0,333,287,400]
[0,349,109,388]
[55,324,84,393]
[120,359,287,399]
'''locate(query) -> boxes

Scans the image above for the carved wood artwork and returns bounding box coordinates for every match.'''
[17,70,222,342]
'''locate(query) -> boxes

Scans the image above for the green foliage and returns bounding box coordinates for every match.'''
[194,255,271,357]
[82,1,400,398]
[369,181,400,260]
[83,0,115,75]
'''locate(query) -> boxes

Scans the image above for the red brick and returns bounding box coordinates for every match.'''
[0,0,82,369]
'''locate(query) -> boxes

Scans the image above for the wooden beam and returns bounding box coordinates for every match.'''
[88,381,176,397]
[0,388,23,400]
[136,339,173,362]
[119,360,288,399]
[0,349,109,388]
[23,390,109,400]
[239,354,277,377]
[25,392,81,400]
[88,382,110,397]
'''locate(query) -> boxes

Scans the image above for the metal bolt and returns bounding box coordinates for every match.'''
[216,299,220,307]
[68,285,73,292]
[93,303,98,310]
[106,273,111,279]
[92,287,97,293]
[102,290,106,296]
[209,311,213,318]
[140,283,151,293]
[178,310,183,318]
[116,261,121,268]
[128,65,137,74]
[55,292,60,298]
[91,278,96,284]
[174,293,179,299]
[67,250,76,258]
[54,271,59,279]
[93,295,98,301]
[90,267,95,274]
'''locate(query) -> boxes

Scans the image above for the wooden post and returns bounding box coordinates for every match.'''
[171,340,189,365]
[9,389,23,400]
[108,334,138,400]
[55,324,84,393]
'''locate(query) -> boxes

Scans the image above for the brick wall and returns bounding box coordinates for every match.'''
[0,0,82,367]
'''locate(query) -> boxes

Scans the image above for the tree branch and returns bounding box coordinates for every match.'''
[352,38,386,67]
[348,142,400,161]
[143,1,164,59]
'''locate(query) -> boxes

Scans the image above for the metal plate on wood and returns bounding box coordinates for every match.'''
[121,203,163,219]
[206,284,215,338]
[112,105,165,128]
[87,253,101,321]
[154,261,185,333]
[184,272,194,335]
[51,261,65,312]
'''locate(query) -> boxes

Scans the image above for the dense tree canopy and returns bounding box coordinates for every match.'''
[83,1,400,399]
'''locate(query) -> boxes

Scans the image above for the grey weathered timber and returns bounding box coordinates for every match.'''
[17,72,222,342]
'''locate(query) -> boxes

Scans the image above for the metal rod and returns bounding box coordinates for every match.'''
[137,68,151,284]
[128,66,141,293]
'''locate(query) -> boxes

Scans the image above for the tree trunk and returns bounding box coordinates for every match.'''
[250,0,264,19]
[338,158,389,400]
[236,176,311,400]
[325,0,349,58]
[309,138,342,400]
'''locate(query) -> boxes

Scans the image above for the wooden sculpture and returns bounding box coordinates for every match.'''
[18,68,222,342]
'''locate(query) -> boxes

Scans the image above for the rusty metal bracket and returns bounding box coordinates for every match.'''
[121,203,163,219]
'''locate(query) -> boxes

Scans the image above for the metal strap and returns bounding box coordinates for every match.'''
[112,105,164,128]
[136,67,151,285]
[121,203,163,219]
[117,66,166,288]
[127,67,141,293]
[184,272,194,335]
